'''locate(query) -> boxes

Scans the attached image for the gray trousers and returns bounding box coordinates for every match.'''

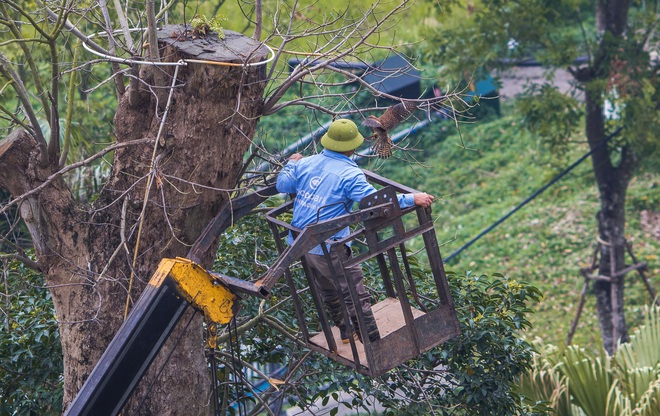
[303,245,372,324]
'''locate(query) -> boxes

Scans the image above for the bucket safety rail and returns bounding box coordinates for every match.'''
[264,171,460,377]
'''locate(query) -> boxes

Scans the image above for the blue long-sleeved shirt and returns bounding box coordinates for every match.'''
[276,149,414,254]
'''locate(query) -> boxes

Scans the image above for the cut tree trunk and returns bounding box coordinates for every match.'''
[0,26,269,414]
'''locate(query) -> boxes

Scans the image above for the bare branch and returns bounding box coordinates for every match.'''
[0,137,155,217]
[59,43,80,168]
[45,8,112,58]
[0,101,31,131]
[261,0,414,115]
[0,52,48,163]
[145,0,160,62]
[0,252,40,272]
[253,0,263,40]
[97,0,126,96]
[5,0,52,40]
[0,2,52,116]
[111,0,135,52]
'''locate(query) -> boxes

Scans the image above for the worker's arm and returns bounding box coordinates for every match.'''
[276,154,303,194]
[345,171,416,208]
[346,171,434,209]
[413,192,434,208]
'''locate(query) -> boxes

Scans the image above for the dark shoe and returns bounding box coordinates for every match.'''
[338,322,351,344]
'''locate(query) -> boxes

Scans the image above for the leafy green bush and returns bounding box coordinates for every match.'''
[0,259,63,415]
[369,271,544,415]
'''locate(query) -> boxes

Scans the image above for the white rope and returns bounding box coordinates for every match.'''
[83,28,275,68]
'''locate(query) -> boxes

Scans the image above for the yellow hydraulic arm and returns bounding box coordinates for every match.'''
[65,258,240,416]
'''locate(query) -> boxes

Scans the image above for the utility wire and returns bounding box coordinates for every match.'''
[444,129,620,263]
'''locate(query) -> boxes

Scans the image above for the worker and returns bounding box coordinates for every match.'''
[276,119,434,344]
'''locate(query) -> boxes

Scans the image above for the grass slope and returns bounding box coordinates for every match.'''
[369,109,659,349]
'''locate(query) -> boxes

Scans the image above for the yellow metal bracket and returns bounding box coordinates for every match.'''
[151,257,237,324]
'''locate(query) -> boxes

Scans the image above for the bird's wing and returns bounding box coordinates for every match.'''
[377,102,418,130]
[362,117,384,129]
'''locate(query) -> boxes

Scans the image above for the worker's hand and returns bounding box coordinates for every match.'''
[289,153,303,162]
[413,193,434,208]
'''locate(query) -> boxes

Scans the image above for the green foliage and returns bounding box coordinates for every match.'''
[516,84,583,158]
[518,344,572,415]
[0,258,63,415]
[520,305,660,416]
[190,14,226,39]
[422,0,594,83]
[609,57,660,159]
[422,0,658,174]
[559,346,612,415]
[363,271,543,415]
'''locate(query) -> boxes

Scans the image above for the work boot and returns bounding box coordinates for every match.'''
[352,311,380,343]
[338,321,352,344]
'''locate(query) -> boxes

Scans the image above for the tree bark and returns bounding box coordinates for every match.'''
[596,0,631,34]
[584,89,635,355]
[0,27,268,414]
[583,0,636,355]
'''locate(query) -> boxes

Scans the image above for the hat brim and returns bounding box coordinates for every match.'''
[320,131,364,152]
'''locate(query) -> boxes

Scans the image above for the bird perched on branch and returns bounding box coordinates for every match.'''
[362,101,418,158]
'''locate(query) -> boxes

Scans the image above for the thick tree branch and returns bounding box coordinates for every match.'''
[0,252,40,272]
[59,43,80,168]
[46,90,60,164]
[0,53,48,165]
[98,0,126,96]
[111,0,135,52]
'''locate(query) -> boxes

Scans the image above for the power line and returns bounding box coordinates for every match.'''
[444,130,620,263]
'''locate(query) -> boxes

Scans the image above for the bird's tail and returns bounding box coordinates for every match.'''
[372,138,393,159]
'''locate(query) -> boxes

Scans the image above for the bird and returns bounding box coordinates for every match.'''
[362,101,418,158]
